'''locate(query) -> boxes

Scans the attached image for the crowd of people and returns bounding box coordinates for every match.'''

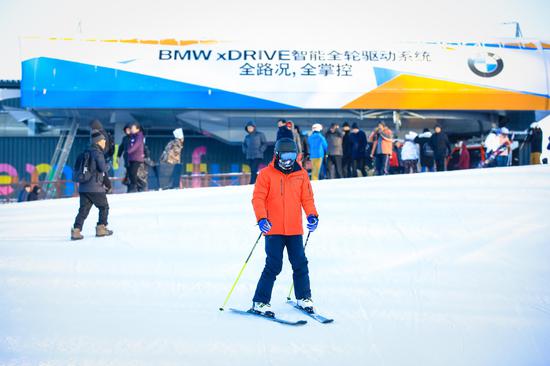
[243,120,476,182]
[111,121,185,192]
[15,118,549,206]
[242,119,550,182]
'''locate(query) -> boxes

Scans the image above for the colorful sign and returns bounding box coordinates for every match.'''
[20,38,550,110]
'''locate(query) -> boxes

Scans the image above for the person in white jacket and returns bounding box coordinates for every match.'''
[401,132,419,173]
[484,127,500,168]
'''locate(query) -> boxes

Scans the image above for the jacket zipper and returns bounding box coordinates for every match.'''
[281,177,285,233]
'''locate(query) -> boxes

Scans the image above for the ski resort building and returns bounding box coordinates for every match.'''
[1,37,549,200]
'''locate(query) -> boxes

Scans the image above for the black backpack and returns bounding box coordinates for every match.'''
[422,142,435,158]
[73,151,95,183]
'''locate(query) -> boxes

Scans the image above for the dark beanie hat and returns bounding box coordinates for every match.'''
[352,123,359,129]
[90,119,104,130]
[91,129,106,144]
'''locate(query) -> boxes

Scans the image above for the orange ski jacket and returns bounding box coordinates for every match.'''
[252,162,318,236]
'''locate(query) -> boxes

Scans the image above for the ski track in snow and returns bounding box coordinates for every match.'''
[0,166,550,365]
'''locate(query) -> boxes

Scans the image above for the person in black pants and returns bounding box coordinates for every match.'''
[342,122,353,177]
[126,123,146,192]
[71,131,114,240]
[242,121,267,184]
[430,125,451,172]
[117,124,131,186]
[349,123,368,177]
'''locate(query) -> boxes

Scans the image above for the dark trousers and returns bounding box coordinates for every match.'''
[352,157,367,177]
[327,155,343,179]
[403,159,418,174]
[342,156,352,177]
[496,155,509,167]
[158,163,182,189]
[435,156,447,172]
[374,154,390,176]
[420,157,435,172]
[248,158,263,184]
[253,235,311,304]
[73,192,109,230]
[128,161,147,192]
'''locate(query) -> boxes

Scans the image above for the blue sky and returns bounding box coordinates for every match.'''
[0,0,549,79]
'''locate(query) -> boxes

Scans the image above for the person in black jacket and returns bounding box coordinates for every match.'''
[71,131,114,240]
[276,119,294,141]
[90,120,114,193]
[349,123,368,177]
[526,122,543,165]
[295,125,309,167]
[342,122,353,177]
[430,125,451,172]
[117,124,131,186]
[414,129,435,172]
[27,185,41,201]
[242,121,267,184]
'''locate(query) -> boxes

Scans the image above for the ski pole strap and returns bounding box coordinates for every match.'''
[219,233,263,311]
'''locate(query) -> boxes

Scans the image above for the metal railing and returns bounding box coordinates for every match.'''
[1,172,252,204]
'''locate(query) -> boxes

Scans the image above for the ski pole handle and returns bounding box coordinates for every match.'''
[219,232,263,311]
[286,231,311,301]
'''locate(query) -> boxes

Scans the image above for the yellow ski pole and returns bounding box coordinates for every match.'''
[219,232,263,311]
[286,231,311,301]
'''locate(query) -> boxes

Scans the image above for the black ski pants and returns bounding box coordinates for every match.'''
[73,192,109,230]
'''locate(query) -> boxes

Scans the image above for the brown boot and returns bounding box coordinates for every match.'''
[96,224,113,237]
[71,227,84,241]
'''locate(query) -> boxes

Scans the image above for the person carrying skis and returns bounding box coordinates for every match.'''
[251,137,319,315]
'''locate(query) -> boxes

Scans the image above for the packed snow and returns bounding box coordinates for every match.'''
[1,165,550,366]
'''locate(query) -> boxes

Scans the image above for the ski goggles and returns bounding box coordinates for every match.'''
[279,152,297,161]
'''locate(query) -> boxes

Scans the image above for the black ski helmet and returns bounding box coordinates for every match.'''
[274,138,297,155]
[274,138,298,171]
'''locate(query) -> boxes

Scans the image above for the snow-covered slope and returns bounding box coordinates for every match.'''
[1,166,550,366]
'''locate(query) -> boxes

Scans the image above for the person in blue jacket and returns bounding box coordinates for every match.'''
[308,123,328,180]
[17,184,32,202]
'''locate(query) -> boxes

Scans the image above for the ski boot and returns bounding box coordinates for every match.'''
[251,302,275,317]
[297,298,314,314]
[96,224,113,237]
[71,227,84,241]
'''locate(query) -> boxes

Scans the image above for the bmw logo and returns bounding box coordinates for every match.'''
[468,52,504,77]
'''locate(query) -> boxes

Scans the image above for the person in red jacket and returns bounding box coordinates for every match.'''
[457,141,471,170]
[251,138,319,315]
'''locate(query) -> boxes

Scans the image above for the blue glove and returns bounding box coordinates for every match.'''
[258,218,272,234]
[307,215,319,232]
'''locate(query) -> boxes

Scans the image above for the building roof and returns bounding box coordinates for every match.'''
[0,80,21,89]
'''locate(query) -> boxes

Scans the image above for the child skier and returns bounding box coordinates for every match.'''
[251,138,319,315]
